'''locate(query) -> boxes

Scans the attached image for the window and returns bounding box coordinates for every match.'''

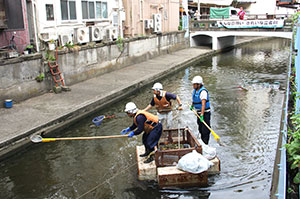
[69,1,77,20]
[46,4,54,21]
[82,1,107,20]
[60,0,77,20]
[82,1,88,19]
[4,0,24,29]
[96,2,101,18]
[88,2,95,19]
[101,2,107,18]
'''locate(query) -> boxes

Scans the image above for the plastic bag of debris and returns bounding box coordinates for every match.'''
[177,150,213,174]
[202,143,217,160]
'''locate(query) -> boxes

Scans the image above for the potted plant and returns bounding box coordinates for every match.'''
[24,45,34,54]
[48,39,56,50]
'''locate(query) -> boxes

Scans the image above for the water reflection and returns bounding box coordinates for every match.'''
[0,38,290,199]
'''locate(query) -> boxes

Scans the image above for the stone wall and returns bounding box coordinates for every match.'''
[0,31,189,107]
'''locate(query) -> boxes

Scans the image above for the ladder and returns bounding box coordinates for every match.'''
[48,49,65,87]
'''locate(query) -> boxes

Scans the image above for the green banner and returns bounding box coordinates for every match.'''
[210,7,230,19]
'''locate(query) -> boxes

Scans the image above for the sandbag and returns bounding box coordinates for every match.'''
[202,143,217,160]
[176,150,213,174]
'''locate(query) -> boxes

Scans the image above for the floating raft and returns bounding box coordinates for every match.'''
[136,128,221,188]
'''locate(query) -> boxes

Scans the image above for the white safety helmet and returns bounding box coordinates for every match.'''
[192,76,203,84]
[152,82,163,91]
[124,102,138,114]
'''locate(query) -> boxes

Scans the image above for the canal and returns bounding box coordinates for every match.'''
[0,38,290,199]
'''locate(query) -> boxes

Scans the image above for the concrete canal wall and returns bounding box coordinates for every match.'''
[0,36,274,160]
[0,31,188,108]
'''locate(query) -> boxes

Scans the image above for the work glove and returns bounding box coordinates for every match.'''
[120,127,130,135]
[200,115,204,122]
[128,131,135,138]
[189,105,194,111]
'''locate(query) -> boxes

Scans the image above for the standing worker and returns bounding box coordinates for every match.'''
[190,76,211,144]
[237,7,245,20]
[120,102,162,163]
[144,82,183,129]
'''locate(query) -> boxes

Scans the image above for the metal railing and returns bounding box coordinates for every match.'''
[189,15,293,31]
[275,15,300,199]
[192,13,293,20]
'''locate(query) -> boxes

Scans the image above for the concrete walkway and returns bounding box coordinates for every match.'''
[0,47,217,157]
[0,37,265,158]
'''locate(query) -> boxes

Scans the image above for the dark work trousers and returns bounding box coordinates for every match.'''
[142,123,163,152]
[196,111,211,145]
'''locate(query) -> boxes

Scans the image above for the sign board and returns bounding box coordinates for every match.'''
[217,20,284,29]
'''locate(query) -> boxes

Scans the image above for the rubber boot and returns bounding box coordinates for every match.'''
[143,154,154,164]
[140,148,150,157]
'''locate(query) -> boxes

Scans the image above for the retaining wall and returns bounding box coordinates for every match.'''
[0,31,188,107]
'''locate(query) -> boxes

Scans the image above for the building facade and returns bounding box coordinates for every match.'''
[31,0,125,51]
[0,0,30,54]
[122,0,180,37]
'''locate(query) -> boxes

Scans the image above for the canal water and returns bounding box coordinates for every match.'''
[0,38,290,199]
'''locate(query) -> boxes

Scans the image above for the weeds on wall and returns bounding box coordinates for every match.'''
[45,53,56,61]
[116,36,124,52]
[285,14,300,197]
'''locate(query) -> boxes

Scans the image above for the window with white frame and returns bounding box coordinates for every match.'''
[82,1,108,20]
[60,0,77,20]
[46,4,54,21]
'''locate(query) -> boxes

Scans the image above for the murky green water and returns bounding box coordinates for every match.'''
[0,38,290,199]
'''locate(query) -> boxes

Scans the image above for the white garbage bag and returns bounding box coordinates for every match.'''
[202,143,217,160]
[177,150,213,174]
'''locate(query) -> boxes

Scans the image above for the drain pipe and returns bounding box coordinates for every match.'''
[32,0,39,52]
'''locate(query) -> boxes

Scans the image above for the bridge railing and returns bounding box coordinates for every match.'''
[189,14,293,31]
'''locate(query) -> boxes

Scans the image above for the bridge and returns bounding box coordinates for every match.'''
[189,18,293,50]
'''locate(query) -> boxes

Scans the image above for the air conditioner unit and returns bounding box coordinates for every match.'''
[109,27,118,41]
[102,28,110,41]
[153,14,162,33]
[145,19,153,29]
[40,32,58,41]
[75,27,90,44]
[59,33,73,46]
[91,26,104,42]
[148,19,153,29]
[112,13,118,27]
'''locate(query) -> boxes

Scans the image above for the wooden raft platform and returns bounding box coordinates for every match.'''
[136,146,220,187]
[136,128,220,187]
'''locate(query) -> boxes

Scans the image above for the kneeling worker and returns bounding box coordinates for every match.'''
[144,82,183,129]
[121,102,162,163]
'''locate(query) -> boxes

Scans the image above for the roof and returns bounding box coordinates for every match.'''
[189,0,233,6]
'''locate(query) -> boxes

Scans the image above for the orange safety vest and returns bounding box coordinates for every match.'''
[154,91,172,113]
[134,110,159,134]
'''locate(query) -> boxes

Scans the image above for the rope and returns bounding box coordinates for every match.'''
[76,161,137,199]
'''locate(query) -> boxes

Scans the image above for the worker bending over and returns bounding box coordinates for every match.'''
[121,102,162,163]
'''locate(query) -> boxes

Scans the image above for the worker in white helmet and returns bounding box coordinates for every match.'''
[190,76,211,144]
[144,82,183,129]
[120,102,162,163]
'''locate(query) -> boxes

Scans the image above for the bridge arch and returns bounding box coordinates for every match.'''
[190,31,292,50]
[191,34,213,48]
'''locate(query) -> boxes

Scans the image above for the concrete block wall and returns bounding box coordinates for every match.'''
[0,31,188,108]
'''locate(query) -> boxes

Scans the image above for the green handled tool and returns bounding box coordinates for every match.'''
[190,106,224,146]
